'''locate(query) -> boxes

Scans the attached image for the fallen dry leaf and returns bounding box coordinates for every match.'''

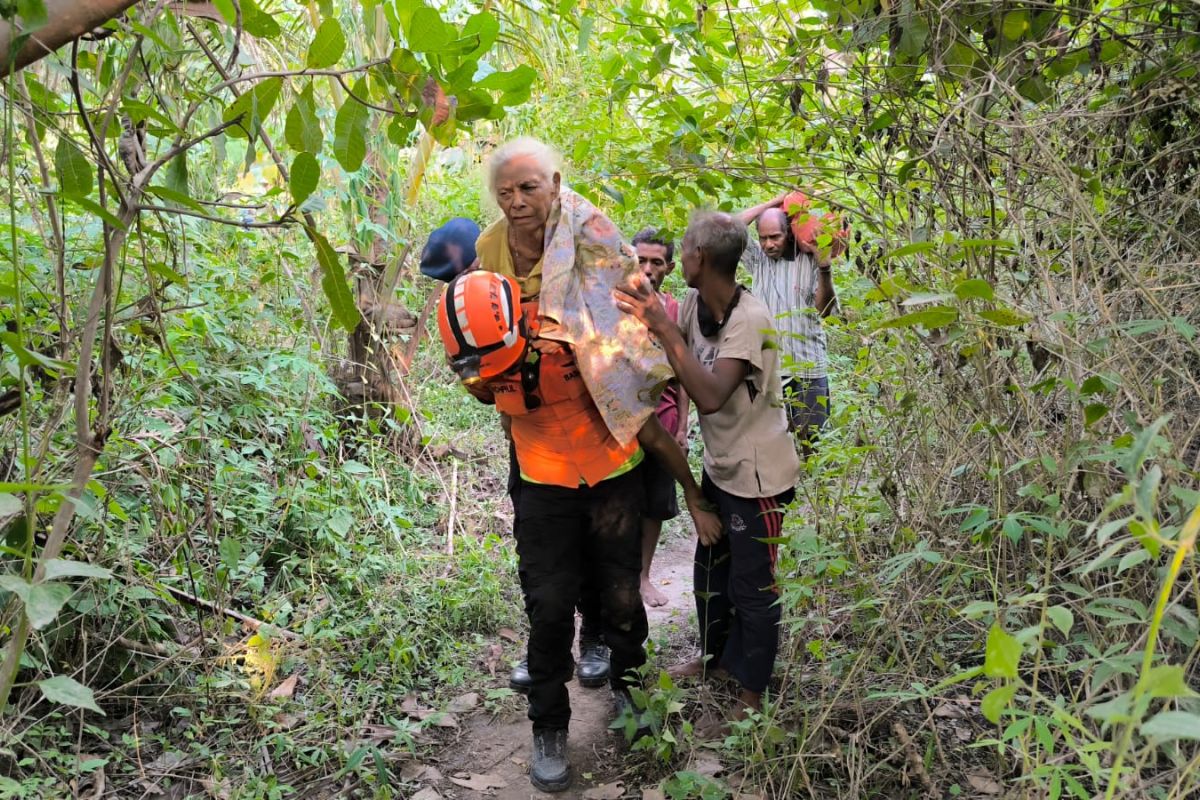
[425,711,458,728]
[201,776,232,800]
[399,763,443,783]
[448,773,508,791]
[447,692,479,713]
[966,771,1003,795]
[410,789,441,800]
[498,627,521,643]
[694,754,723,777]
[361,724,399,742]
[483,643,503,676]
[401,694,425,716]
[642,790,667,800]
[273,712,300,730]
[582,781,624,799]
[268,674,298,700]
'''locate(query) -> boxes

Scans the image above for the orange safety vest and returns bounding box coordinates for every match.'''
[490,300,640,488]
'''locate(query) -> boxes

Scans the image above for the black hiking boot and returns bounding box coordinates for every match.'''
[509,659,533,694]
[530,728,571,792]
[576,636,610,688]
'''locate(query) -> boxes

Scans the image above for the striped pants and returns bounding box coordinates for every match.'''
[694,473,795,694]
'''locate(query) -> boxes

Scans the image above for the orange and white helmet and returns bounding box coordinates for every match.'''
[437,271,527,383]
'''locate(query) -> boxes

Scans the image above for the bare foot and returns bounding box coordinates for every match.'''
[667,657,707,679]
[667,657,730,682]
[641,576,669,607]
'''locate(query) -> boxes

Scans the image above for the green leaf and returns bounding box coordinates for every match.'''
[309,228,362,331]
[285,85,323,154]
[239,0,280,38]
[26,581,72,629]
[1141,665,1198,699]
[219,536,242,569]
[163,150,189,197]
[1084,402,1109,427]
[71,196,127,230]
[146,184,206,214]
[984,622,1020,679]
[888,241,937,259]
[406,6,451,52]
[1140,711,1200,741]
[953,278,994,301]
[979,308,1030,327]
[1046,605,1074,637]
[223,77,283,140]
[43,559,112,580]
[307,18,346,69]
[16,0,48,29]
[333,87,369,173]
[462,11,499,57]
[898,16,929,57]
[876,306,958,331]
[55,137,94,198]
[981,683,1016,724]
[289,152,320,205]
[476,65,537,92]
[38,675,104,715]
[1002,10,1029,40]
[0,574,31,601]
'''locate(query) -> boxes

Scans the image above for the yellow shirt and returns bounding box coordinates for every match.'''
[476,217,543,301]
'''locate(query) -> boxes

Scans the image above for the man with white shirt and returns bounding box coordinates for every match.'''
[738,194,841,449]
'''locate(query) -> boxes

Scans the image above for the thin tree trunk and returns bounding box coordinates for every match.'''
[0,0,142,77]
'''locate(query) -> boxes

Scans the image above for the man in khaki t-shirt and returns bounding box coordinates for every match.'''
[615,210,801,734]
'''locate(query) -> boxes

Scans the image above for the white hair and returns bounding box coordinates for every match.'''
[486,136,562,195]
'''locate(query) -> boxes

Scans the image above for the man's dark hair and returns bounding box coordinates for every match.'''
[683,211,747,276]
[631,227,674,262]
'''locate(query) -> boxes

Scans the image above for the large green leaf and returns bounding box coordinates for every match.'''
[333,86,369,173]
[462,11,499,57]
[307,18,346,69]
[407,6,451,52]
[1141,711,1200,741]
[239,0,281,38]
[876,306,958,331]
[43,559,112,580]
[223,77,283,140]
[1141,665,1199,699]
[984,622,1020,679]
[55,137,94,198]
[39,675,104,715]
[309,228,362,331]
[285,85,324,155]
[26,581,72,629]
[289,152,320,205]
[476,65,537,93]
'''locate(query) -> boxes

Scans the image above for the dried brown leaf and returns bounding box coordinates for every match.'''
[448,772,507,791]
[498,627,520,643]
[447,692,479,713]
[582,782,624,799]
[966,771,1003,795]
[268,674,298,700]
[410,789,441,800]
[642,790,667,800]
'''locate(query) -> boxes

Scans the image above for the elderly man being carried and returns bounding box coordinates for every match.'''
[440,138,720,793]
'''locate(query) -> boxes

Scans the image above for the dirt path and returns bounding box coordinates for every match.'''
[420,532,696,799]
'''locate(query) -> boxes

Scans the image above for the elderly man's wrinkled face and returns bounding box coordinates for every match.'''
[757,209,789,260]
[636,242,673,291]
[494,155,560,231]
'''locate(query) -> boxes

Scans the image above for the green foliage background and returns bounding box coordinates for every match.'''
[1,0,1199,798]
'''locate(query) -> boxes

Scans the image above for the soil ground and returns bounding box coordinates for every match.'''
[421,530,697,799]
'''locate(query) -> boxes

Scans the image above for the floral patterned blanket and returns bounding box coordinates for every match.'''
[536,188,672,446]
